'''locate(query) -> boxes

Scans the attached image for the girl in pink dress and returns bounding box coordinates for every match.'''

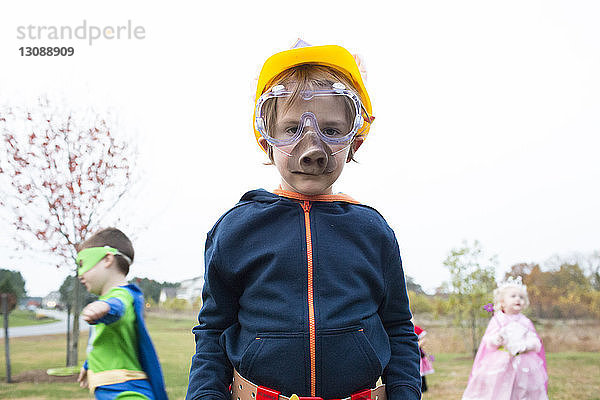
[414,325,434,392]
[462,277,548,400]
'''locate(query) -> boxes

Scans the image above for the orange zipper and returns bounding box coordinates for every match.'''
[301,200,317,396]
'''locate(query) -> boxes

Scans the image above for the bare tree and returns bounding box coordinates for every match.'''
[0,98,138,366]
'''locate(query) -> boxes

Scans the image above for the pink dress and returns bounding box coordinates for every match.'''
[414,325,435,376]
[462,312,548,400]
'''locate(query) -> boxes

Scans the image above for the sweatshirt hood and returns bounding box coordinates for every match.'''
[240,188,360,204]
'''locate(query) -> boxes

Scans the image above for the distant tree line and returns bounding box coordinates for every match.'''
[130,277,180,304]
[408,244,599,357]
[505,259,600,319]
[56,275,180,309]
[409,250,600,320]
[0,270,181,311]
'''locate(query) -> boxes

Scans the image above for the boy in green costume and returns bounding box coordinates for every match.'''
[76,227,168,400]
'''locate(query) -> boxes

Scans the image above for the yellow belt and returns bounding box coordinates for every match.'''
[87,369,148,393]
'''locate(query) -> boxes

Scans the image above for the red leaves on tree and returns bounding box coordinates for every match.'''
[0,100,137,269]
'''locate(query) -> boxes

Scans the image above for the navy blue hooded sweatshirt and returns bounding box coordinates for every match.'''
[186,189,421,400]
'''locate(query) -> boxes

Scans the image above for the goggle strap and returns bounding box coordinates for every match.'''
[360,104,374,124]
[273,145,293,157]
[101,246,132,265]
[330,143,352,156]
[113,250,132,265]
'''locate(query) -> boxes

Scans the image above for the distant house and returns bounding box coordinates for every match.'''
[20,297,42,310]
[42,291,63,309]
[159,287,178,303]
[176,276,204,301]
[159,276,204,304]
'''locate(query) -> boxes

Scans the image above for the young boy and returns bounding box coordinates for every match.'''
[76,227,168,400]
[186,42,421,400]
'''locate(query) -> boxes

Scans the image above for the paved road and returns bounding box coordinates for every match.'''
[0,308,89,338]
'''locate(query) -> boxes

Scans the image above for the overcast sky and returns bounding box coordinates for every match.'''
[1,1,599,297]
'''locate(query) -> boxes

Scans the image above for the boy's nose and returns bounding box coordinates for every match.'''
[296,130,329,174]
[300,148,328,174]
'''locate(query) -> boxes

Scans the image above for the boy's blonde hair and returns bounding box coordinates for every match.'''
[493,281,530,313]
[262,63,364,163]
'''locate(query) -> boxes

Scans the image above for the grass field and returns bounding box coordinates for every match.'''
[420,352,600,400]
[1,312,599,399]
[3,309,58,327]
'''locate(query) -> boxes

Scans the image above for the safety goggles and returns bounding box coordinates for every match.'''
[76,246,132,275]
[255,82,370,151]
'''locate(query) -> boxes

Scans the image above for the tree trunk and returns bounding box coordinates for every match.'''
[471,310,478,358]
[66,304,71,366]
[68,271,81,367]
[2,295,12,383]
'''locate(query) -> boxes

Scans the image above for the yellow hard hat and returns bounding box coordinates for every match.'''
[253,43,373,151]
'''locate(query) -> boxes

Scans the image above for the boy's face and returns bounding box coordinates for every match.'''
[77,249,113,295]
[79,264,103,295]
[262,95,362,195]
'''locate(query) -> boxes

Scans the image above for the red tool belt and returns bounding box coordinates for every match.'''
[231,369,387,400]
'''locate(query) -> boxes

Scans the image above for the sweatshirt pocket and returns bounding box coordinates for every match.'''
[238,332,307,395]
[319,326,383,397]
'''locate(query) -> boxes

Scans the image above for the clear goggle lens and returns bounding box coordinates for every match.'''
[255,83,367,149]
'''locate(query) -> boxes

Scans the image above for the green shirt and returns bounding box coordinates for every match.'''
[87,287,143,373]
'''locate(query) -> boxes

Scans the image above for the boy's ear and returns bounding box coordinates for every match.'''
[347,136,365,162]
[258,137,270,153]
[103,254,115,267]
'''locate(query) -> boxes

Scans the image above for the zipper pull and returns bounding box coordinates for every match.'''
[301,200,311,212]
